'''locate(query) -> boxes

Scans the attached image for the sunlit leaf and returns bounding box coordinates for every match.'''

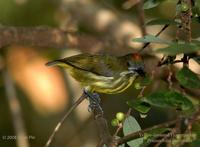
[123,116,143,147]
[176,66,200,89]
[142,91,194,111]
[132,35,171,44]
[146,19,179,25]
[127,99,151,114]
[156,43,200,55]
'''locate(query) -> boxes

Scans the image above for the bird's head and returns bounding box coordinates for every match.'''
[125,53,145,77]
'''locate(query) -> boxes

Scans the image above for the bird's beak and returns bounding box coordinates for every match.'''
[135,68,146,77]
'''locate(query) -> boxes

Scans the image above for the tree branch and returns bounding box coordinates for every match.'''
[0,26,133,54]
[117,119,178,145]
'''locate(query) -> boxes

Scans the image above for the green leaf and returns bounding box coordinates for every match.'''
[176,66,200,89]
[127,99,151,114]
[123,116,143,147]
[143,0,164,9]
[156,42,200,55]
[146,19,179,25]
[132,35,171,44]
[142,91,194,111]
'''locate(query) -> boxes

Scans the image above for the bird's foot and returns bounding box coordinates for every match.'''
[88,101,103,114]
[83,89,103,114]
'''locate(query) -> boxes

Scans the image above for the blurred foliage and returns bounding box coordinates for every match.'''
[0,0,58,26]
[0,0,200,147]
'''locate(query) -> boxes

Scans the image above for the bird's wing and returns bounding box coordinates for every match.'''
[62,53,123,77]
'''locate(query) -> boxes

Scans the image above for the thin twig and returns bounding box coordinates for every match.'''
[44,93,87,147]
[138,24,170,53]
[178,109,200,146]
[154,114,181,147]
[154,128,177,147]
[2,68,29,147]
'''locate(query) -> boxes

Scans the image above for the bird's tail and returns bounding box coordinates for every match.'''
[45,60,64,67]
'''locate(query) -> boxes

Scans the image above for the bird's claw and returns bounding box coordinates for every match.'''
[88,102,102,112]
[83,89,103,114]
[92,93,101,103]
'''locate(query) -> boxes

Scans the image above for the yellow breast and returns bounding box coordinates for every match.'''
[91,75,136,94]
[68,67,136,94]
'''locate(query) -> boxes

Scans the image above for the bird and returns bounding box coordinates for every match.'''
[46,53,145,94]
[44,52,145,147]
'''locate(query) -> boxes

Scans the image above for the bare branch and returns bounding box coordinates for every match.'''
[0,26,134,55]
[0,26,69,49]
